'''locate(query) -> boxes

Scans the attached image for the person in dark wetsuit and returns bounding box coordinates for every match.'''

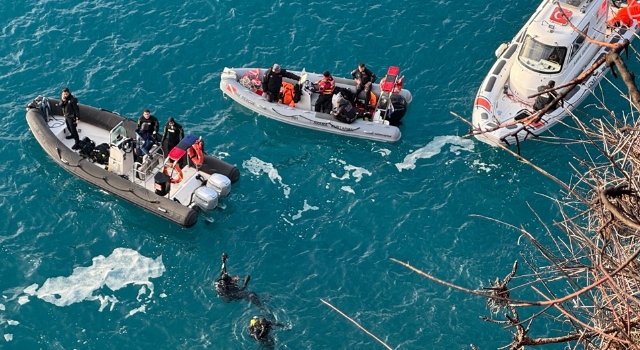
[261,64,301,103]
[59,87,81,148]
[249,316,284,343]
[161,117,184,162]
[351,62,377,108]
[214,253,261,307]
[331,93,357,124]
[137,109,160,142]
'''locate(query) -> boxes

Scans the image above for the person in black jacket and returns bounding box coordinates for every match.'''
[533,80,562,112]
[351,62,377,108]
[331,93,357,124]
[59,87,81,148]
[161,117,184,155]
[261,64,300,103]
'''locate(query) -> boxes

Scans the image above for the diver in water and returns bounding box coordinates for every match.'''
[249,316,285,343]
[214,253,261,307]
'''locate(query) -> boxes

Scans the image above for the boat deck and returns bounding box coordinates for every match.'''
[46,114,208,207]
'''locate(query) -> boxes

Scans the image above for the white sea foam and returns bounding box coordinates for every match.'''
[6,320,19,326]
[4,334,12,342]
[395,136,475,172]
[33,248,165,311]
[243,157,291,198]
[0,304,4,311]
[126,304,146,318]
[17,296,29,305]
[291,200,320,220]
[341,186,355,194]
[330,160,372,183]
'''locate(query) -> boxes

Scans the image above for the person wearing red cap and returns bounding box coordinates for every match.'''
[261,63,300,103]
[314,70,335,113]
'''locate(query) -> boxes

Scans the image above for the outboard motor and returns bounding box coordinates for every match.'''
[207,173,231,198]
[194,187,219,211]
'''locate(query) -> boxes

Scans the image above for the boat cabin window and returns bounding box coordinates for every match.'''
[569,24,589,61]
[560,0,586,7]
[110,122,128,146]
[518,35,567,74]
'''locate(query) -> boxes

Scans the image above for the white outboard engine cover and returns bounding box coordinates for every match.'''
[194,187,219,212]
[207,173,231,198]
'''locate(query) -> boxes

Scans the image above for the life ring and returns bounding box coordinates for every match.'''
[163,163,183,183]
[188,138,205,166]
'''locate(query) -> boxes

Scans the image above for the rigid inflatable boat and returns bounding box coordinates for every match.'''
[26,96,239,228]
[220,66,412,142]
[471,0,638,146]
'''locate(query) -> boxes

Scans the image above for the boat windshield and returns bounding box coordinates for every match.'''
[518,35,567,74]
[110,121,127,145]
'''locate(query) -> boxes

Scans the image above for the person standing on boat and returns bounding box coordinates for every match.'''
[161,117,184,156]
[60,87,81,148]
[314,71,335,113]
[261,64,300,103]
[351,62,377,108]
[137,109,160,142]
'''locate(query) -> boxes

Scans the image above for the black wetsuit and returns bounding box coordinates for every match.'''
[261,68,301,103]
[214,261,261,307]
[249,318,283,342]
[61,94,80,144]
[333,98,357,124]
[137,114,160,141]
[351,67,377,107]
[161,121,184,155]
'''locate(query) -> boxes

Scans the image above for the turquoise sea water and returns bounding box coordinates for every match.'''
[0,0,632,349]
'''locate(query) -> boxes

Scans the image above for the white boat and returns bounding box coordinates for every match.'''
[26,96,239,227]
[471,0,639,146]
[220,67,413,143]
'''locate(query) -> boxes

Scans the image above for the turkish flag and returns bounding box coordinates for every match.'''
[550,7,573,25]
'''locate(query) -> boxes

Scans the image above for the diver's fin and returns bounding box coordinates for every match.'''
[243,275,251,288]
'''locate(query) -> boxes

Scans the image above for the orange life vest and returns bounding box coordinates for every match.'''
[609,0,640,27]
[163,163,183,184]
[188,138,204,166]
[318,77,335,95]
[369,91,377,106]
[281,82,295,107]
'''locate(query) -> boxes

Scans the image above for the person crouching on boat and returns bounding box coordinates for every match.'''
[314,71,335,113]
[215,253,261,307]
[533,80,562,112]
[331,93,357,124]
[261,64,301,103]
